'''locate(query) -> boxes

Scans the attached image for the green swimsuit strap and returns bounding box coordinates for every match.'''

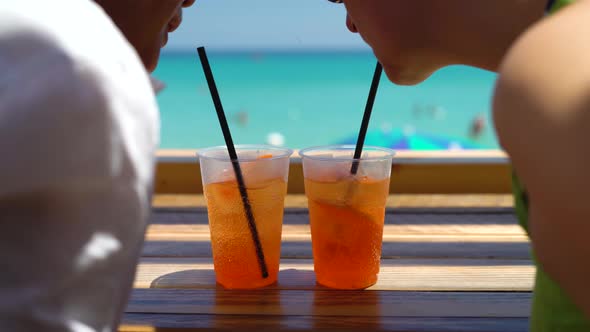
[547,0,577,13]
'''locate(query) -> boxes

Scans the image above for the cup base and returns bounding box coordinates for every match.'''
[216,276,277,290]
[316,275,377,290]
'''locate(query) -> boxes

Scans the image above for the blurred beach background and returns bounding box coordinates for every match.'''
[155,0,499,150]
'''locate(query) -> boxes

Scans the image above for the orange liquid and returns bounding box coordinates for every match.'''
[204,178,287,289]
[305,176,389,289]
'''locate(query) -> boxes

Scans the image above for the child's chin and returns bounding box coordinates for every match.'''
[142,49,162,73]
[384,65,433,86]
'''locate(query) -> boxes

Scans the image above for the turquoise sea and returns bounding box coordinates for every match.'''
[154,51,499,150]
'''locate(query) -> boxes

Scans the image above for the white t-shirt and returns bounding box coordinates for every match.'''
[0,1,159,331]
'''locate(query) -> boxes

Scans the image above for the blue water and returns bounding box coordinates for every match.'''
[154,51,499,150]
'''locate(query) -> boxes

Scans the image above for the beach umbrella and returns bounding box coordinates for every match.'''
[339,129,480,151]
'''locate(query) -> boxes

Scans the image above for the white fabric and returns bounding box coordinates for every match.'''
[0,0,159,331]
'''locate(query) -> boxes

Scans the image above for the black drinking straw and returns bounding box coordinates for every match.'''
[351,62,383,175]
[197,46,268,279]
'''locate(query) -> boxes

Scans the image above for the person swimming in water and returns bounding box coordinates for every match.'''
[469,114,486,140]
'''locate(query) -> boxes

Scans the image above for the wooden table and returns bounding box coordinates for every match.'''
[120,194,533,332]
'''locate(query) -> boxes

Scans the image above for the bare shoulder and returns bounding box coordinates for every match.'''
[491,0,590,212]
[492,2,590,318]
[494,0,590,117]
[493,0,590,159]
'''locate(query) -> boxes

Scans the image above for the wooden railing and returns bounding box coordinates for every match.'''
[155,150,511,194]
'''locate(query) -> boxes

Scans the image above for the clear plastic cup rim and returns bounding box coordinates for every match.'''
[198,144,294,162]
[299,145,395,162]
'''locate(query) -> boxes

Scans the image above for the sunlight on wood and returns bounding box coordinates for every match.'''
[119,325,155,332]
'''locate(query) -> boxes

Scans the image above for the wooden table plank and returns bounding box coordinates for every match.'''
[134,258,534,291]
[145,208,529,259]
[151,208,519,225]
[121,314,529,332]
[150,208,519,226]
[141,236,530,260]
[125,289,531,318]
[153,194,515,209]
[147,223,526,237]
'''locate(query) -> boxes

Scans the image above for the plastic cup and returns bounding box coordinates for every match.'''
[199,145,293,289]
[300,145,394,289]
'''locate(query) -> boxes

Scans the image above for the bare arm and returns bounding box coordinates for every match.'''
[493,0,590,317]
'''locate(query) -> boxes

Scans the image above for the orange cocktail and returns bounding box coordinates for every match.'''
[199,145,293,289]
[205,178,286,288]
[305,176,389,289]
[300,145,394,289]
